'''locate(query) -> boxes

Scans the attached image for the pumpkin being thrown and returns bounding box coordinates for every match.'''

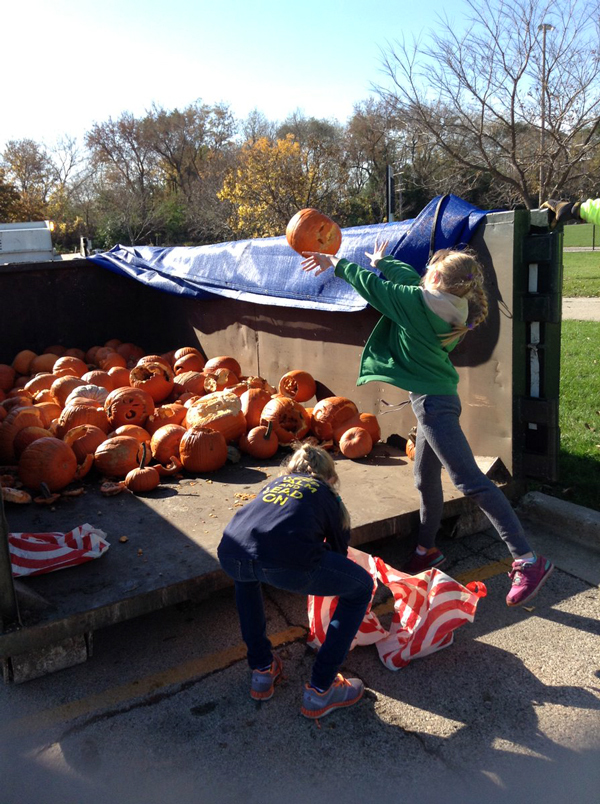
[19,437,78,491]
[179,426,228,473]
[286,208,342,256]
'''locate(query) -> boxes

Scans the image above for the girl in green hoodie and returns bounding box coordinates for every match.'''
[301,242,554,608]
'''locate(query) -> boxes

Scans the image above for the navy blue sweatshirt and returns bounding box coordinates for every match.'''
[218,473,350,570]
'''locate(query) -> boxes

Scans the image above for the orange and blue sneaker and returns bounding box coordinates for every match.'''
[250,654,282,701]
[300,674,364,719]
[506,555,554,607]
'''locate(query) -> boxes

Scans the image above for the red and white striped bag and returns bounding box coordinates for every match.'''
[8,523,110,578]
[307,547,486,670]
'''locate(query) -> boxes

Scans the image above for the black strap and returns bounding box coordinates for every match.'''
[429,194,449,262]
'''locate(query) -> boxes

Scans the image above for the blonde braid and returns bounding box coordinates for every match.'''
[280,442,351,530]
[427,249,489,346]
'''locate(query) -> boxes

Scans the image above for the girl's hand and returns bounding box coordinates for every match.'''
[365,239,389,268]
[300,252,339,276]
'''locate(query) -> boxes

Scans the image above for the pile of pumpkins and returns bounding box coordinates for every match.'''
[0,341,381,500]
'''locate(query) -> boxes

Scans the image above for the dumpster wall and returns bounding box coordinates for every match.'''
[0,210,537,474]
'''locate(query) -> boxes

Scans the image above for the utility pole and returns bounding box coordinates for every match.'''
[538,23,554,208]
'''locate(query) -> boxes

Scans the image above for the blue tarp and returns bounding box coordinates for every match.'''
[88,195,488,312]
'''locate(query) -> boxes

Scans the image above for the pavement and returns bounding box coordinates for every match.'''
[0,491,598,804]
[562,297,600,321]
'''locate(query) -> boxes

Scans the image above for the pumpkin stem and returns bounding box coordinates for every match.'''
[40,481,53,499]
[140,442,148,469]
[264,420,273,439]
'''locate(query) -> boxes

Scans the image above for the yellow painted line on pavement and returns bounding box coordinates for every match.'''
[3,558,512,737]
[2,626,306,738]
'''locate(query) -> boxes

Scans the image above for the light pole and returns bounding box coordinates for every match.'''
[538,23,554,207]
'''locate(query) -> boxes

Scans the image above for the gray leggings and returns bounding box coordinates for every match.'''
[410,393,531,558]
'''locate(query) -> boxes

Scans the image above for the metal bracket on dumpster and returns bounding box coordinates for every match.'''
[513,225,562,482]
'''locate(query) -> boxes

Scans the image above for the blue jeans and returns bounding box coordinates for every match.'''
[410,393,531,558]
[219,550,374,690]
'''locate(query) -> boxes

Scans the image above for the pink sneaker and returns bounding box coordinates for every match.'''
[402,547,446,574]
[506,555,554,607]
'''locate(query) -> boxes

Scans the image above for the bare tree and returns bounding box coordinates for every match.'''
[377,0,600,208]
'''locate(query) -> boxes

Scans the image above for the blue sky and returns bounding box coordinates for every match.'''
[2,0,468,150]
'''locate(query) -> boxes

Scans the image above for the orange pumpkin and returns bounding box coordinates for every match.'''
[51,375,86,407]
[203,368,239,393]
[24,373,55,395]
[173,353,206,375]
[173,371,208,398]
[332,412,381,444]
[29,353,59,374]
[115,342,145,366]
[56,403,111,437]
[108,366,132,389]
[64,347,87,361]
[99,352,128,371]
[94,436,143,477]
[278,370,316,403]
[145,403,187,435]
[129,362,174,403]
[109,425,151,444]
[286,208,342,256]
[104,387,155,428]
[0,406,43,464]
[13,426,53,458]
[82,370,114,392]
[12,350,37,375]
[150,423,186,464]
[239,423,279,459]
[124,444,160,493]
[204,356,242,377]
[311,397,358,441]
[179,426,228,473]
[63,424,108,463]
[43,344,67,356]
[18,437,78,491]
[405,426,417,461]
[173,346,203,362]
[240,388,272,430]
[259,396,311,444]
[339,427,373,459]
[184,391,246,443]
[0,364,16,392]
[34,401,62,427]
[53,356,89,377]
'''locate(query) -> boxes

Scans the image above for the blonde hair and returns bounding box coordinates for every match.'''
[425,248,489,346]
[280,442,351,530]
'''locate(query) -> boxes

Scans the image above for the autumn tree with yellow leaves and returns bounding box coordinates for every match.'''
[218,132,347,239]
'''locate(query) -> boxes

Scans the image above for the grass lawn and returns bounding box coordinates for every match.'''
[562,222,599,247]
[562,251,600,297]
[533,320,600,511]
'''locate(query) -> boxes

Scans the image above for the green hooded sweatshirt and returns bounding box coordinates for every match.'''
[334,256,461,395]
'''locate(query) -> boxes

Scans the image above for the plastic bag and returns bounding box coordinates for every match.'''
[307,547,486,670]
[8,523,110,578]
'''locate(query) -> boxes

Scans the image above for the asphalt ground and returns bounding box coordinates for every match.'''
[0,497,598,804]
